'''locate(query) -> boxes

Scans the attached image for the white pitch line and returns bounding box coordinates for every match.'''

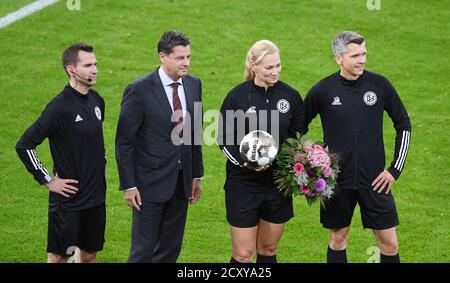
[0,0,60,29]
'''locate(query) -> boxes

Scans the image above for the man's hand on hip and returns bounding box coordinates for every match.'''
[45,175,78,198]
[372,170,395,194]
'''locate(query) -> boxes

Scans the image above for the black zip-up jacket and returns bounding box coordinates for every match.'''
[304,70,411,189]
[218,80,305,192]
[16,85,106,211]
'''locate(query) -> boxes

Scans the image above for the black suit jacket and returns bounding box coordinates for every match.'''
[115,68,203,202]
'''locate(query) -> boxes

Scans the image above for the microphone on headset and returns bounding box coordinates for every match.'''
[73,71,93,82]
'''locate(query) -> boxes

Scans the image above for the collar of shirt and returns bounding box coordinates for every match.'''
[251,80,278,103]
[65,84,90,102]
[338,71,365,87]
[158,66,183,87]
[158,67,187,116]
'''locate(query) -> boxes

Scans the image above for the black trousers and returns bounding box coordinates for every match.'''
[128,173,188,263]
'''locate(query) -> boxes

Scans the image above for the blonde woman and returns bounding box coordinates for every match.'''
[218,40,306,263]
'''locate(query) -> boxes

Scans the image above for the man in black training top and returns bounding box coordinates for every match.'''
[304,31,411,263]
[16,43,106,263]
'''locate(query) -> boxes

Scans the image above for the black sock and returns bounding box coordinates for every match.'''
[380,253,400,263]
[230,257,240,263]
[256,254,277,263]
[327,246,347,263]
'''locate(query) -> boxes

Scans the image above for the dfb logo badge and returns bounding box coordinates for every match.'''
[363,91,377,106]
[95,106,102,120]
[276,99,290,113]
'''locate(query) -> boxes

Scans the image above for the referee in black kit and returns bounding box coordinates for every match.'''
[218,40,305,263]
[16,43,106,263]
[304,31,411,263]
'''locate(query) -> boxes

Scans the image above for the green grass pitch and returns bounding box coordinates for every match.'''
[0,0,448,262]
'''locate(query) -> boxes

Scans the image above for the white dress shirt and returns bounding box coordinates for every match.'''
[158,66,187,119]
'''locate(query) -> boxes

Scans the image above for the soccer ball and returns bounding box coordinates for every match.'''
[239,130,278,167]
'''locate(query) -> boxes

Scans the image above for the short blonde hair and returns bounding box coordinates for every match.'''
[244,40,280,80]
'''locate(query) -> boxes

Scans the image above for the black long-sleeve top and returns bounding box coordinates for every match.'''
[304,70,411,189]
[16,85,106,211]
[218,80,306,192]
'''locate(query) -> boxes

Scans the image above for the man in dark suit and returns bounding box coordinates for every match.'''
[115,31,204,263]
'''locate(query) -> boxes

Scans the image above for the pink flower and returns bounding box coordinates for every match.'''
[313,144,325,152]
[307,148,331,168]
[293,163,304,174]
[293,153,307,162]
[300,186,313,196]
[322,166,332,178]
[304,146,314,154]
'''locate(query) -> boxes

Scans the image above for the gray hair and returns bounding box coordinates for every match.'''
[332,31,365,54]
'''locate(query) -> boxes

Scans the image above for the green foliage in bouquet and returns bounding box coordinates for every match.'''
[274,133,340,206]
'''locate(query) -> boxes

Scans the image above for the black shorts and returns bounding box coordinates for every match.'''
[225,188,293,228]
[320,188,399,230]
[47,203,106,256]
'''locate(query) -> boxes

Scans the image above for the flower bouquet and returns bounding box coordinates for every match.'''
[274,133,340,206]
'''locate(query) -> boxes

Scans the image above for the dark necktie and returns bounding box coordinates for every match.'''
[170,82,183,137]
